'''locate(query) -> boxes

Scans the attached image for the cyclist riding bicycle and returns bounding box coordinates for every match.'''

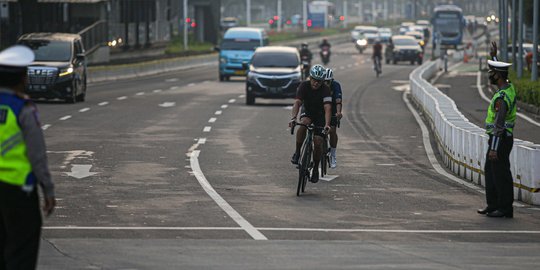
[289,64,332,183]
[372,39,383,73]
[299,42,313,63]
[323,68,343,169]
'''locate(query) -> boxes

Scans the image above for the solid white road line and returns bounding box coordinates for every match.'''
[98,102,109,106]
[59,115,71,121]
[208,117,217,123]
[42,226,540,234]
[402,90,485,193]
[476,71,540,127]
[190,150,268,240]
[79,108,90,113]
[203,126,212,132]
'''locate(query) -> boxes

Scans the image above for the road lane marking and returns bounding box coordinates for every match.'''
[208,117,217,123]
[42,124,51,130]
[65,164,98,179]
[239,94,245,98]
[190,150,268,240]
[376,164,396,166]
[228,99,236,103]
[98,102,109,106]
[165,78,178,82]
[136,92,145,96]
[170,86,179,90]
[117,96,127,100]
[188,83,196,87]
[41,226,540,234]
[197,138,206,144]
[153,89,163,93]
[203,126,212,132]
[476,71,540,127]
[159,102,176,107]
[79,108,90,113]
[215,110,222,115]
[320,174,338,182]
[221,104,228,109]
[59,115,71,121]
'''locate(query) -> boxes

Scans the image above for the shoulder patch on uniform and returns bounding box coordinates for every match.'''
[0,108,7,124]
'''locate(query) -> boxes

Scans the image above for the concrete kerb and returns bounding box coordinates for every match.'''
[87,33,350,84]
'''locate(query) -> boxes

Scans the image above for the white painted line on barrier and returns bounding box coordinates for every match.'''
[190,150,268,240]
[98,102,109,106]
[228,99,236,103]
[136,92,145,96]
[476,72,540,127]
[203,126,211,132]
[402,90,485,193]
[42,124,51,130]
[215,110,222,115]
[42,226,540,234]
[117,96,127,100]
[79,108,90,113]
[59,115,71,121]
[208,118,217,123]
[221,104,229,109]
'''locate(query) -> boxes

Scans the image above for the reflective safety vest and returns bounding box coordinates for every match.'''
[0,92,35,191]
[485,84,517,135]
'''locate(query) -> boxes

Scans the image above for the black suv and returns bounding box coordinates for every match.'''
[244,46,303,105]
[385,35,423,65]
[18,33,87,103]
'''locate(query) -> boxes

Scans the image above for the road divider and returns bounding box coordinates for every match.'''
[410,60,540,205]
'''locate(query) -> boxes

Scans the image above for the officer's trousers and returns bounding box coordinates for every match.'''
[0,183,42,270]
[484,135,514,214]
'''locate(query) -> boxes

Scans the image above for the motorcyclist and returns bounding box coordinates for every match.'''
[299,43,313,79]
[319,39,331,64]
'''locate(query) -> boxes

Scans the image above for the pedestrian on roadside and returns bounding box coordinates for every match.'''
[0,45,56,269]
[477,42,516,218]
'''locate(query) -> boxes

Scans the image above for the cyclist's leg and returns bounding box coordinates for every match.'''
[329,116,338,148]
[292,114,312,164]
[311,117,325,182]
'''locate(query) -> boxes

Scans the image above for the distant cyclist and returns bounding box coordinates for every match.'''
[323,68,343,168]
[299,43,313,79]
[289,65,332,183]
[372,39,383,74]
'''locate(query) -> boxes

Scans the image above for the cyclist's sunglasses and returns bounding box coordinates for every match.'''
[311,78,324,84]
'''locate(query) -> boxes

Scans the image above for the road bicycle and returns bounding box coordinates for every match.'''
[373,55,382,77]
[290,122,328,196]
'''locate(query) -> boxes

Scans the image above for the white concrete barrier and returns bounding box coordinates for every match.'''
[410,61,540,205]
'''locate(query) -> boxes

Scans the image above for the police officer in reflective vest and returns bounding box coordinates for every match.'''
[0,45,56,269]
[477,42,516,218]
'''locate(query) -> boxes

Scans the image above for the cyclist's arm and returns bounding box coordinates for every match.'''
[323,86,333,127]
[291,99,302,120]
[333,82,343,116]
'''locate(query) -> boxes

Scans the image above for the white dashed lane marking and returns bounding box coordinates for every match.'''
[208,118,217,123]
[153,89,163,93]
[221,104,228,109]
[98,102,109,106]
[170,86,179,90]
[136,92,145,96]
[188,83,196,87]
[228,99,236,103]
[165,78,178,82]
[59,116,71,121]
[215,111,222,115]
[117,96,127,100]
[203,126,212,132]
[42,124,51,130]
[197,138,207,144]
[79,108,90,113]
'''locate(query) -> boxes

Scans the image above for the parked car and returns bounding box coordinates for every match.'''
[17,33,87,103]
[386,35,423,65]
[215,27,269,81]
[244,46,303,105]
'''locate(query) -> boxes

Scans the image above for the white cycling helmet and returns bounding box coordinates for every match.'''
[309,64,326,80]
[324,68,334,81]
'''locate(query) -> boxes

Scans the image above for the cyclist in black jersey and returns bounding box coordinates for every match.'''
[289,64,332,183]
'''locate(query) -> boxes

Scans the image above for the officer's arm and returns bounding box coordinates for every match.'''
[490,98,508,152]
[19,104,55,198]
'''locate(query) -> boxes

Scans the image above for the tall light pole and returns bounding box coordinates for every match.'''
[183,0,188,51]
[518,0,523,78]
[246,0,251,27]
[511,0,517,70]
[343,0,348,28]
[277,0,282,32]
[303,0,307,32]
[532,0,538,81]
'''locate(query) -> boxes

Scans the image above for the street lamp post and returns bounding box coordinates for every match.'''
[246,0,251,27]
[303,0,307,33]
[532,0,539,81]
[277,0,282,32]
[518,0,523,78]
[183,0,188,51]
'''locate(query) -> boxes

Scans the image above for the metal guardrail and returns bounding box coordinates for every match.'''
[78,20,108,55]
[410,61,540,205]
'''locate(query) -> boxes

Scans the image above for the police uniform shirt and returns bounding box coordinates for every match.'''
[0,88,54,197]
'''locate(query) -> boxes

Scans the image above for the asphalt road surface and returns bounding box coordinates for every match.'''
[37,43,540,270]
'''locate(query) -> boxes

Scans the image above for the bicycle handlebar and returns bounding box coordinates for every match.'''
[290,122,328,135]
